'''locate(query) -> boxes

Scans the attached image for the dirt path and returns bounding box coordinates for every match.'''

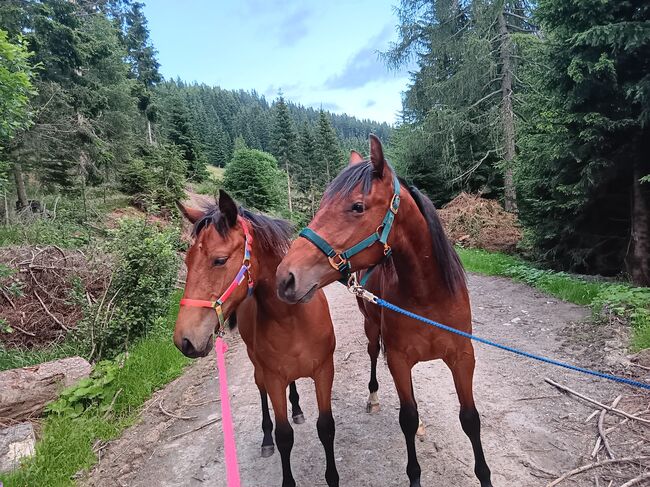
[87,275,649,487]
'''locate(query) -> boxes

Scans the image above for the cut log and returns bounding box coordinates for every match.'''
[0,356,91,421]
[0,422,35,473]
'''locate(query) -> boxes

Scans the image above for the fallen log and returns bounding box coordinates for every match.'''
[0,356,91,421]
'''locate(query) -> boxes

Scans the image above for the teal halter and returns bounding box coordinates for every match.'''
[299,173,401,283]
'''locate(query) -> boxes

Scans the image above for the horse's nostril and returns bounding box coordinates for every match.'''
[181,338,196,357]
[286,272,296,292]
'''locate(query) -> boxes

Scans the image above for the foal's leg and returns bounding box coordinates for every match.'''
[259,388,275,457]
[364,318,381,413]
[314,359,339,487]
[288,381,305,424]
[446,348,493,487]
[255,368,275,457]
[387,353,421,487]
[267,377,296,487]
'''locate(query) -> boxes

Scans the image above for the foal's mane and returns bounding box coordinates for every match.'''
[193,204,293,260]
[324,161,466,294]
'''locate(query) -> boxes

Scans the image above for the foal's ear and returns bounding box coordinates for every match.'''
[349,150,365,165]
[177,202,204,224]
[218,189,239,227]
[369,134,385,177]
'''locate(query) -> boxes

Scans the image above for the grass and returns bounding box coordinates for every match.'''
[0,292,190,487]
[457,247,650,350]
[0,342,79,372]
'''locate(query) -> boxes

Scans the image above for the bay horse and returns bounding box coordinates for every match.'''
[174,190,339,487]
[276,136,493,487]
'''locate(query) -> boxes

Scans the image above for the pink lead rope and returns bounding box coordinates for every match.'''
[215,336,241,486]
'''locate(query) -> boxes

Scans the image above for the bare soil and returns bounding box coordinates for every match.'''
[86,275,650,487]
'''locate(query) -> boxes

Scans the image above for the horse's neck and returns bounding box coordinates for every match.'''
[389,197,452,305]
[248,242,287,321]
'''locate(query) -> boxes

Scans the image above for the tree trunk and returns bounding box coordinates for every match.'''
[0,357,91,421]
[285,164,293,214]
[498,8,518,213]
[13,163,28,210]
[147,119,154,145]
[630,160,650,286]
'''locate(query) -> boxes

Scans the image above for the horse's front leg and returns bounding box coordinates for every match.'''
[446,346,493,487]
[364,317,381,413]
[313,358,339,487]
[266,376,295,487]
[387,352,421,487]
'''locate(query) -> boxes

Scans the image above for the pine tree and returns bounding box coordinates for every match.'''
[124,1,161,145]
[315,109,343,183]
[297,122,318,216]
[166,98,208,182]
[517,0,650,284]
[271,95,298,214]
[386,0,538,210]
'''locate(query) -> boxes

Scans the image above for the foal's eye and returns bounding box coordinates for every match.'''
[351,202,364,213]
[213,257,228,267]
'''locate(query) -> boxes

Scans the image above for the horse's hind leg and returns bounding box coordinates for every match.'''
[364,318,381,413]
[387,354,421,487]
[314,358,339,487]
[446,348,493,487]
[259,388,275,457]
[288,381,305,424]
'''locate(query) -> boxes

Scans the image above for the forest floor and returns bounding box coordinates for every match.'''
[85,275,649,487]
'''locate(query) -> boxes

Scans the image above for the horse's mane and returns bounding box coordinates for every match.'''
[324,160,466,295]
[193,204,294,260]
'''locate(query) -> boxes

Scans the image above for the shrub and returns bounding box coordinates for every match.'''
[120,144,186,213]
[73,218,181,359]
[223,148,285,212]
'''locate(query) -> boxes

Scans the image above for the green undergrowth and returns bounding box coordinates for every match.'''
[457,248,650,350]
[0,291,189,487]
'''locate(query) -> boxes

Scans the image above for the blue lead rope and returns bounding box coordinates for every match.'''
[374,297,650,391]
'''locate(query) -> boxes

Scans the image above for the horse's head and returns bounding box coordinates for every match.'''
[174,190,252,358]
[277,135,398,303]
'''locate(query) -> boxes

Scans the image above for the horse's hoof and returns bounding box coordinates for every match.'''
[365,401,380,414]
[416,420,426,440]
[292,413,305,424]
[261,445,275,457]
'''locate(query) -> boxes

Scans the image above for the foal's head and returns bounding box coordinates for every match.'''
[277,135,397,303]
[174,190,254,358]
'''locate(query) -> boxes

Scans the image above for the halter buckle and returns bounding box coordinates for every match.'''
[384,244,392,256]
[389,194,400,214]
[328,254,348,272]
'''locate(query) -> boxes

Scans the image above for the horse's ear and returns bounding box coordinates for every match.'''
[218,189,238,227]
[176,202,204,224]
[369,134,385,177]
[349,150,365,166]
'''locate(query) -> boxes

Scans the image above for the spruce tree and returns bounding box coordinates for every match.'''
[517,0,650,284]
[124,1,161,144]
[271,95,298,214]
[315,109,343,183]
[166,98,208,182]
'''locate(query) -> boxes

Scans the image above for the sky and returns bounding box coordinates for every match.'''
[142,0,413,124]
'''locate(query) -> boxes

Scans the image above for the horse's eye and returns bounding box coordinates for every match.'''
[213,257,228,267]
[351,202,364,213]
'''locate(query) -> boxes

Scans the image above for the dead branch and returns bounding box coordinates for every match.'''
[545,456,650,487]
[597,395,621,459]
[619,473,650,487]
[34,289,69,331]
[544,378,650,425]
[11,323,36,337]
[0,288,16,309]
[166,417,221,441]
[158,398,197,420]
